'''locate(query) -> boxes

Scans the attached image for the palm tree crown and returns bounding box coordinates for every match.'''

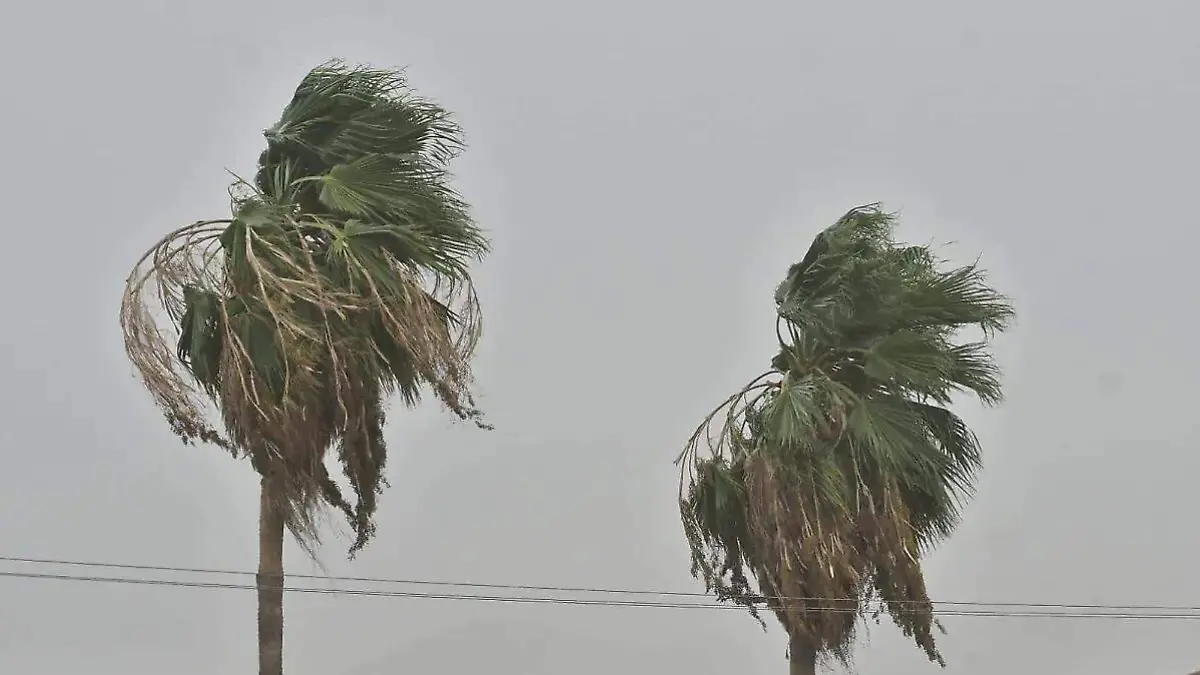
[120,60,491,555]
[678,205,1013,667]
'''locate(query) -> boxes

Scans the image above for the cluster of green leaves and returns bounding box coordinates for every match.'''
[127,61,490,556]
[251,62,485,281]
[679,205,1013,666]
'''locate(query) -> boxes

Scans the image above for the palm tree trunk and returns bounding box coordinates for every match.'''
[257,476,285,675]
[789,633,817,675]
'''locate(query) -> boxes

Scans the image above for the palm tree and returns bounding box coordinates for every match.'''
[119,60,491,675]
[678,205,1013,674]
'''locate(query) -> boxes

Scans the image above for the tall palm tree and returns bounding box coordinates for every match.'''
[678,205,1013,674]
[119,60,491,675]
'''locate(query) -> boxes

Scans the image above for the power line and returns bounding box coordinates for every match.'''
[2,558,1200,619]
[0,569,728,609]
[0,569,1197,619]
[5,554,1200,613]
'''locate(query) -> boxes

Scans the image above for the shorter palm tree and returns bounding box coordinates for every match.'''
[678,205,1013,674]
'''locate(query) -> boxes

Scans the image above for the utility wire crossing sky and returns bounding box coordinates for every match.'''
[3,556,1199,620]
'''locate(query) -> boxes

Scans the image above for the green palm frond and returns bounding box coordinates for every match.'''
[121,60,490,556]
[679,204,1012,667]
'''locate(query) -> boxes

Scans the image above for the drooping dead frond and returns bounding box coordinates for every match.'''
[120,219,236,450]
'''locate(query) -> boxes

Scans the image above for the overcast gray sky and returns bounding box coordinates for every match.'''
[1,0,1198,673]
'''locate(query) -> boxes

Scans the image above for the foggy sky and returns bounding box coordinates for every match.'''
[1,0,1197,673]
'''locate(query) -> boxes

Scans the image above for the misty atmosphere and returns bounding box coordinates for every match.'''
[1,1,1198,674]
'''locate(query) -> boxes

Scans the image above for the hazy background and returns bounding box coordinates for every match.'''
[1,1,1197,673]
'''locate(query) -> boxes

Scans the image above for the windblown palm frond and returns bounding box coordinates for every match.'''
[678,205,1012,668]
[120,60,490,555]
